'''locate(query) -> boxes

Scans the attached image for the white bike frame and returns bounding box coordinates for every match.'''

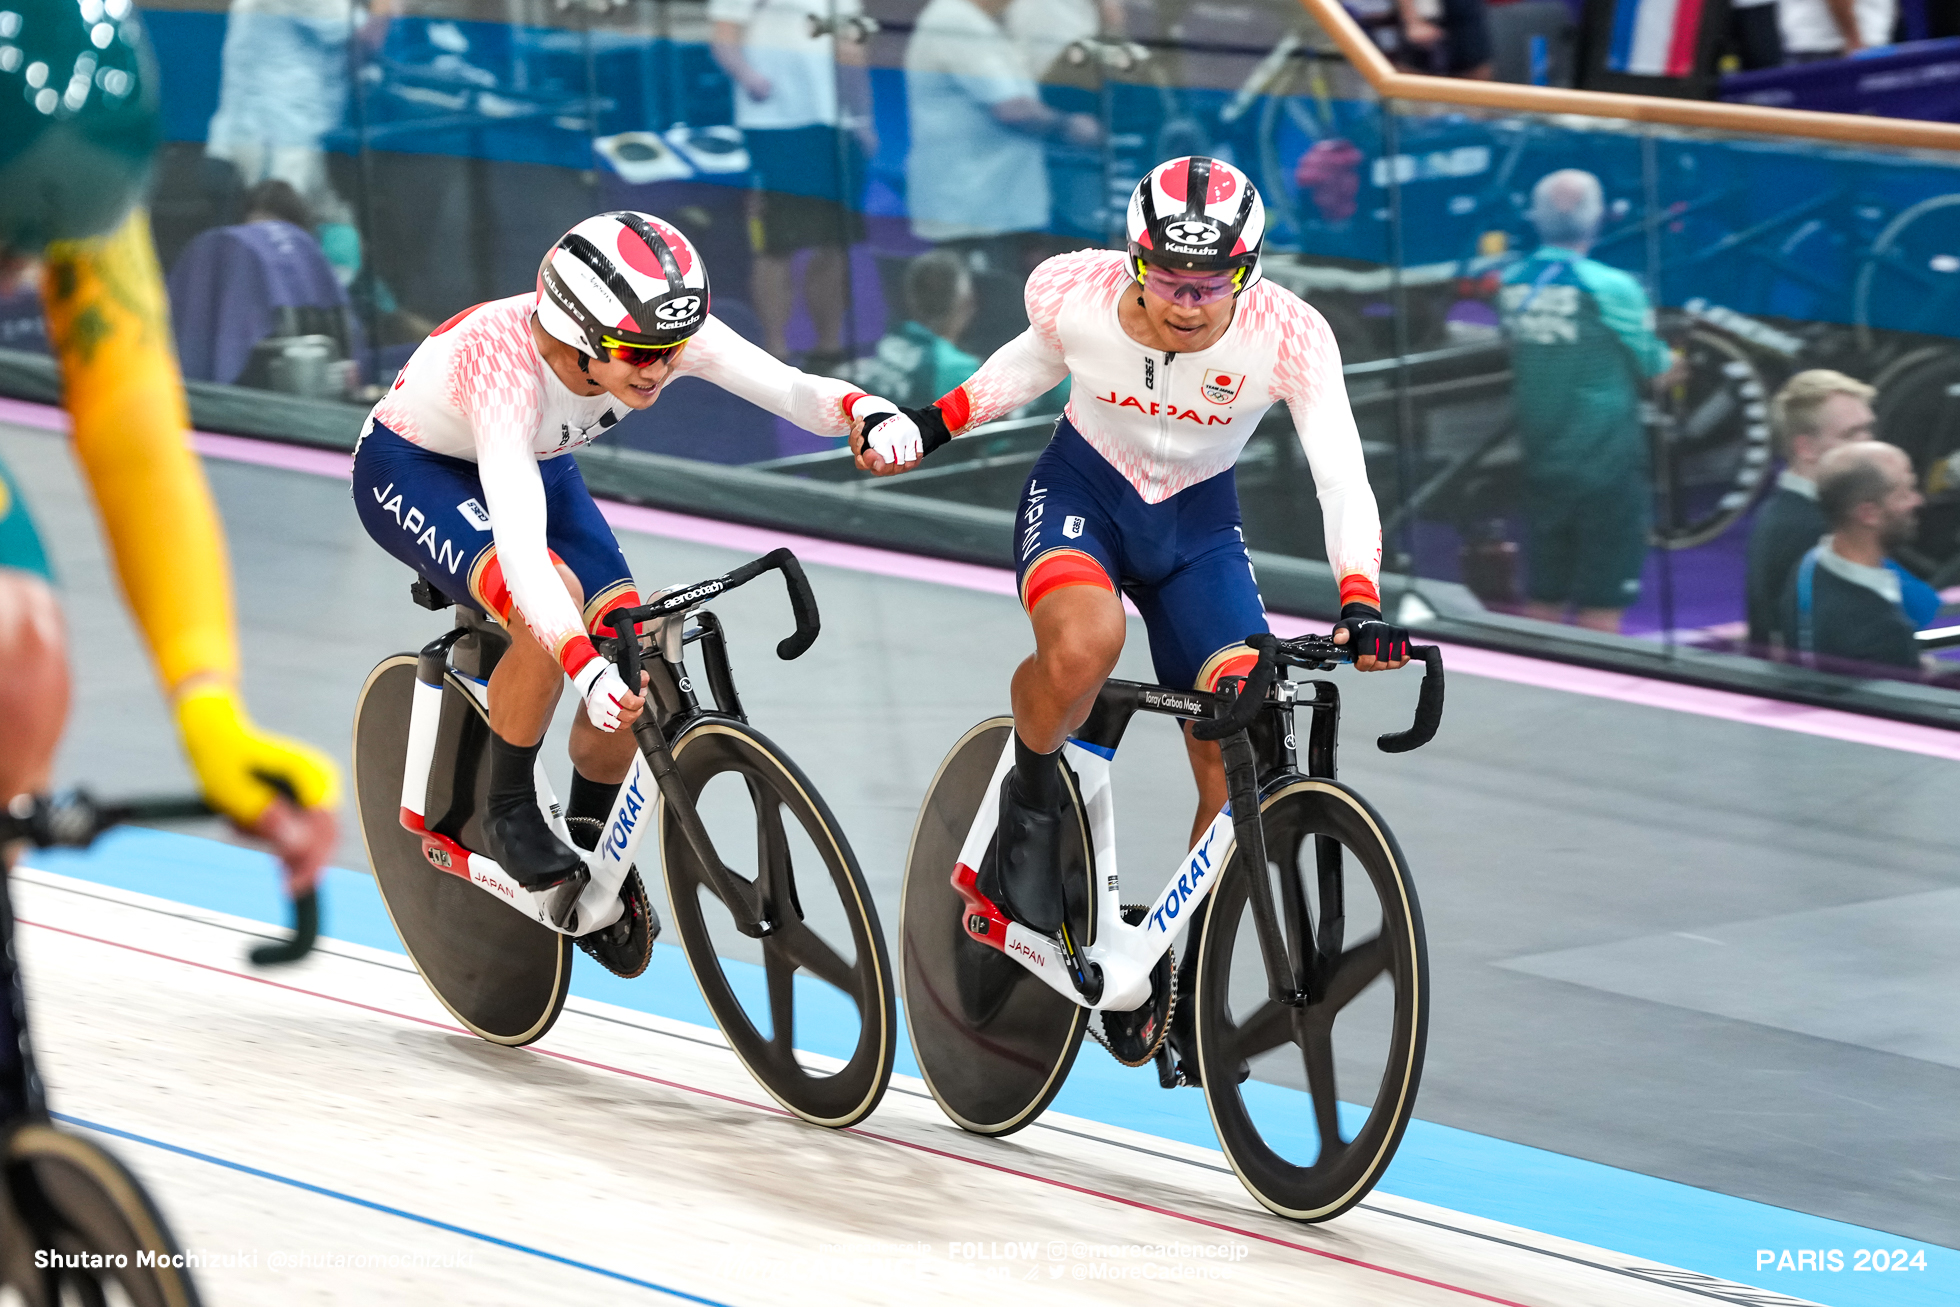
[952,735,1235,1013]
[396,667,648,939]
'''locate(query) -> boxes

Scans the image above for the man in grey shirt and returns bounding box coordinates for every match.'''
[904,0,1097,354]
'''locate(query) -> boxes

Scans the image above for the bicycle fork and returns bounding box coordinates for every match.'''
[1217,691,1342,1011]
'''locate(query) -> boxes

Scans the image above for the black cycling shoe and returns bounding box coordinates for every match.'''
[976,768,1068,935]
[482,798,584,892]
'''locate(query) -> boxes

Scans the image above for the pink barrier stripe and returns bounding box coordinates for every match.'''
[1266,612,1960,761]
[0,395,64,432]
[0,397,353,479]
[192,431,352,480]
[7,401,1955,760]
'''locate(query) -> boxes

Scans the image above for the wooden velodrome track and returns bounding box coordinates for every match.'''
[14,867,1807,1307]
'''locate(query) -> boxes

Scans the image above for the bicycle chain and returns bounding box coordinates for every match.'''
[565,817,658,978]
[1088,904,1176,1068]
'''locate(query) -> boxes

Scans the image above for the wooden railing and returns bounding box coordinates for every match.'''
[1295,0,1960,151]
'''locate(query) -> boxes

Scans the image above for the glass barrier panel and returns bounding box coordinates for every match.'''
[1647,122,1960,690]
[1374,100,1668,643]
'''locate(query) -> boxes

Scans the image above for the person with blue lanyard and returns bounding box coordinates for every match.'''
[1500,169,1681,634]
[1784,442,1929,673]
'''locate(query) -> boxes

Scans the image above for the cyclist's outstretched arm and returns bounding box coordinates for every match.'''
[38,210,339,886]
[1275,294,1384,616]
[847,253,1083,474]
[675,315,882,437]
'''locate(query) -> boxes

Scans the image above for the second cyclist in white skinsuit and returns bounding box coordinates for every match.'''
[353,211,899,888]
[851,157,1409,938]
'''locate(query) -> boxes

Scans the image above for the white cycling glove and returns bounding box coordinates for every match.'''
[571,659,636,732]
[850,394,922,465]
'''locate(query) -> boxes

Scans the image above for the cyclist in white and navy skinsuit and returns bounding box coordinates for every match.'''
[353,212,897,889]
[851,158,1409,938]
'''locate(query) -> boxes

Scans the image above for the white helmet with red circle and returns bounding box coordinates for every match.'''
[536,211,710,358]
[1125,156,1265,295]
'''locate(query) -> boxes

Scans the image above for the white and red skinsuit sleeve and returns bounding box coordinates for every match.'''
[450,321,603,679]
[676,315,864,436]
[1271,294,1383,611]
[928,252,1087,433]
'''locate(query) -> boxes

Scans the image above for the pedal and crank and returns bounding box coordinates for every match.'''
[903,631,1445,1220]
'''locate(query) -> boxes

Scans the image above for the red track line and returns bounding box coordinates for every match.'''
[22,916,1539,1307]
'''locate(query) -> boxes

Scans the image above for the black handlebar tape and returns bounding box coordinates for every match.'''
[249,889,319,966]
[1191,648,1278,742]
[1376,646,1446,754]
[111,797,215,823]
[771,551,821,660]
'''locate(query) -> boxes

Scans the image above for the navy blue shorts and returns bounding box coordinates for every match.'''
[1015,420,1268,692]
[352,423,636,631]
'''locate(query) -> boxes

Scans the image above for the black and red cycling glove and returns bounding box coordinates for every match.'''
[1331,602,1411,665]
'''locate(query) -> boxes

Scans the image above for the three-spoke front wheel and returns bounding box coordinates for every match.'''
[1194,778,1428,1222]
[659,719,896,1128]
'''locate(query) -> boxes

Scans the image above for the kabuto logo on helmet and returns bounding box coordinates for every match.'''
[1126,156,1266,295]
[653,295,703,324]
[1163,217,1222,249]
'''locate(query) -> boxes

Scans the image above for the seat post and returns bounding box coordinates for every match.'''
[450,607,511,682]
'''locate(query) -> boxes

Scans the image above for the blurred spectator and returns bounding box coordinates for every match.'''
[710,0,875,366]
[1404,0,1494,76]
[242,179,313,231]
[1781,0,1896,60]
[167,204,351,392]
[1499,169,1676,634]
[1006,0,1121,82]
[842,251,981,407]
[204,0,373,224]
[905,0,1099,355]
[1726,0,1785,70]
[1295,139,1365,224]
[1746,369,1875,652]
[1348,0,1493,76]
[1782,442,1925,671]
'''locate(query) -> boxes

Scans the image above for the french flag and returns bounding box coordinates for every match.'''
[1607,0,1706,77]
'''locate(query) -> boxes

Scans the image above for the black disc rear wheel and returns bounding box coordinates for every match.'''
[1195,779,1428,1222]
[352,656,573,1047]
[899,719,1094,1136]
[659,720,895,1128]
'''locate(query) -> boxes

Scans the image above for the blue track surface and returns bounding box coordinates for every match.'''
[24,828,1956,1307]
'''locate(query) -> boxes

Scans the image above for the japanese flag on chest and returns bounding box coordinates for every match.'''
[1201,368,1245,405]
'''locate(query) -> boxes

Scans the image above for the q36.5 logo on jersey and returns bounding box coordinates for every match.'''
[653,295,703,324]
[1163,217,1221,248]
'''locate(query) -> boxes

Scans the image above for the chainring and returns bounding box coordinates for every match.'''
[1090,905,1175,1068]
[566,817,659,979]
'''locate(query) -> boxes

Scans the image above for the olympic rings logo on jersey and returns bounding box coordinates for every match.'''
[654,296,703,324]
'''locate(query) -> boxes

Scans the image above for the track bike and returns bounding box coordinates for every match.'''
[350,548,895,1128]
[901,632,1444,1220]
[2,791,217,1307]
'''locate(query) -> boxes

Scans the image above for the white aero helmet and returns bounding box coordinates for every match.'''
[536,211,710,357]
[1125,156,1265,295]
